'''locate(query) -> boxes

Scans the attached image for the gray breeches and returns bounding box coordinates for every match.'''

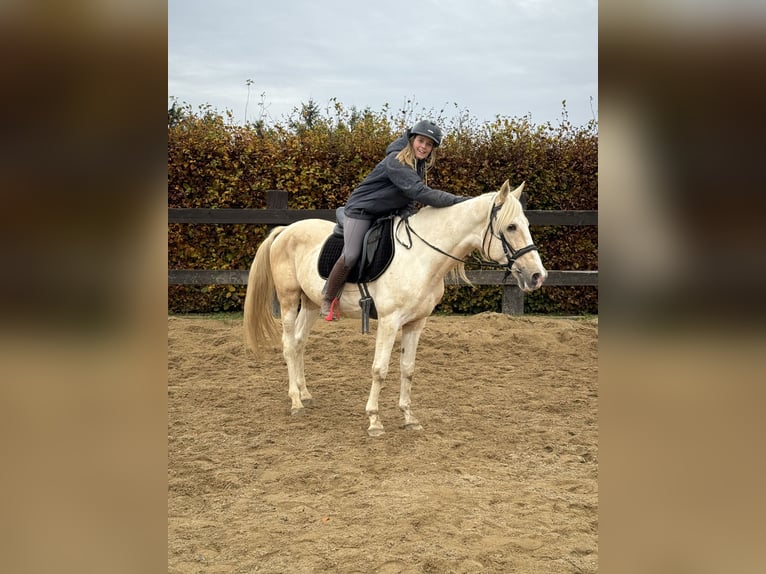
[341,216,372,268]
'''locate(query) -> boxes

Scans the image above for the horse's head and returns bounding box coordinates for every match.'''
[484,180,547,292]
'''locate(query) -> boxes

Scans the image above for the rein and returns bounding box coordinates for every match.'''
[395,217,466,263]
[396,201,539,280]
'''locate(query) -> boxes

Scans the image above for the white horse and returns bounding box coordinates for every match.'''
[243,180,547,436]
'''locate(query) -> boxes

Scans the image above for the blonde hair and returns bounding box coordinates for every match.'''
[395,136,436,185]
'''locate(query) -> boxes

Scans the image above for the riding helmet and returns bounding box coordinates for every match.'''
[410,120,443,147]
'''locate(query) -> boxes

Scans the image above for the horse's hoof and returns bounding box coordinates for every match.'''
[367,427,385,437]
[301,398,313,408]
[404,423,423,431]
[290,407,306,416]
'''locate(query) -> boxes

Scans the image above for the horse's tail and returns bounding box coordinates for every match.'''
[243,226,285,355]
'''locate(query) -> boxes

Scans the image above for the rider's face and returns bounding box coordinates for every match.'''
[412,135,435,160]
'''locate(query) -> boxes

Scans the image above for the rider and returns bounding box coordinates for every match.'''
[321,120,470,320]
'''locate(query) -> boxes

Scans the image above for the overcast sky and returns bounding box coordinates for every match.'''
[168,0,598,129]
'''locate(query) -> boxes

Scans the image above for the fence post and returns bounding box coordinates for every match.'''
[265,190,288,317]
[500,191,529,316]
[502,286,524,315]
[266,189,288,210]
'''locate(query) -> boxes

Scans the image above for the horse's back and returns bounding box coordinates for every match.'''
[270,218,335,269]
[275,218,334,247]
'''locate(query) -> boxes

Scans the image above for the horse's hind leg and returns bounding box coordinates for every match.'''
[293,294,320,407]
[399,318,426,431]
[280,293,319,415]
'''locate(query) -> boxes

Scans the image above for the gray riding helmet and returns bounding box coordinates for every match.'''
[410,120,443,147]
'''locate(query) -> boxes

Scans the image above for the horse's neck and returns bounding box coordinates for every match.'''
[405,195,491,264]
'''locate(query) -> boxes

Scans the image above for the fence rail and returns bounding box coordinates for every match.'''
[168,208,598,226]
[169,190,598,314]
[168,269,598,287]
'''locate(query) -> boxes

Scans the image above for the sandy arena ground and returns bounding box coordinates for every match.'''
[168,312,598,573]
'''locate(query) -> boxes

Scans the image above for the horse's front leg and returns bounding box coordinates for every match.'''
[399,318,427,431]
[365,318,399,437]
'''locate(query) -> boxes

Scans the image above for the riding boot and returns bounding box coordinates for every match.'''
[321,256,352,320]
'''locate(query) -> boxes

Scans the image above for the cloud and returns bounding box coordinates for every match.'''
[168,0,597,126]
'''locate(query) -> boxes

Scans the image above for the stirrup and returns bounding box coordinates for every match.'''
[324,298,340,322]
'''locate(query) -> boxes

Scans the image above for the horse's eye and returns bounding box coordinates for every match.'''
[507,224,517,232]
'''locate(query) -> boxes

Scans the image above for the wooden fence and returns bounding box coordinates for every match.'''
[169,190,598,314]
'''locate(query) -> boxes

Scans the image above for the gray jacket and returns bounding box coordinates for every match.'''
[343,130,468,220]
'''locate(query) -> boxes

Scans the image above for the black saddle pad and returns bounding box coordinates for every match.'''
[318,217,395,283]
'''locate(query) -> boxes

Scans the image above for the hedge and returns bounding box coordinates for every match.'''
[168,99,597,314]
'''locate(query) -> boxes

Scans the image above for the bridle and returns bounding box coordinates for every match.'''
[395,200,539,280]
[473,203,539,279]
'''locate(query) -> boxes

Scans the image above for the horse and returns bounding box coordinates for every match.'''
[243,180,547,436]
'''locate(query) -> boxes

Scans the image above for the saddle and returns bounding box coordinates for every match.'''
[317,209,396,331]
[317,208,395,283]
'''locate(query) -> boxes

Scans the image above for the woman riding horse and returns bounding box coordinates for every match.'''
[321,120,470,320]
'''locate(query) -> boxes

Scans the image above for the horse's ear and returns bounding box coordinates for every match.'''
[496,180,511,204]
[511,181,526,200]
